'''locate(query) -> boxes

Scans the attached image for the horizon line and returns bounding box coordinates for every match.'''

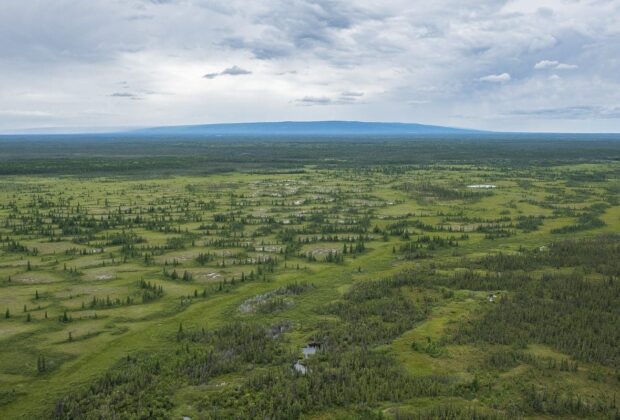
[1,120,620,136]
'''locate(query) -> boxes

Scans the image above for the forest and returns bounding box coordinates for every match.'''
[0,136,618,419]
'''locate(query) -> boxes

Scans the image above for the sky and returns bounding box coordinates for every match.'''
[0,0,619,133]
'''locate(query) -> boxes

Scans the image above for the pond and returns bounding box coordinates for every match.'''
[302,344,318,358]
[294,343,321,374]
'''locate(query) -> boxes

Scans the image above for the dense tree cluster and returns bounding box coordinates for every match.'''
[449,273,619,367]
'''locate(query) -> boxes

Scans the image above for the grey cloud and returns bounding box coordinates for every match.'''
[275,70,298,76]
[226,1,385,60]
[126,14,155,21]
[338,91,365,103]
[341,91,364,97]
[295,96,333,106]
[221,37,292,60]
[1,0,619,132]
[110,92,142,100]
[296,91,365,106]
[221,66,252,76]
[512,106,620,119]
[204,66,252,79]
[537,8,554,18]
[197,1,237,15]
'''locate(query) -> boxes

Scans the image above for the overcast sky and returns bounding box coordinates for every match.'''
[1,0,619,133]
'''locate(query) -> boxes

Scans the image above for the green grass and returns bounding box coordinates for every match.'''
[0,162,618,418]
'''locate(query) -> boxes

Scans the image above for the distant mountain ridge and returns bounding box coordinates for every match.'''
[130,121,482,136]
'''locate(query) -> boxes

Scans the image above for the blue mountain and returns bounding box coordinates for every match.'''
[131,121,481,136]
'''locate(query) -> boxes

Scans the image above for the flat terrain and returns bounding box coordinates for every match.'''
[0,153,619,418]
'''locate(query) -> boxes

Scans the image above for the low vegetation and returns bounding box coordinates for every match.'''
[0,139,618,419]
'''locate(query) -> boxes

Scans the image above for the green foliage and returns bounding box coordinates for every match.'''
[449,273,620,367]
[0,149,618,419]
[390,405,509,420]
[53,355,174,419]
[204,349,451,419]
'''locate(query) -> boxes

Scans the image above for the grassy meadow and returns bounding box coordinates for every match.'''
[0,157,618,419]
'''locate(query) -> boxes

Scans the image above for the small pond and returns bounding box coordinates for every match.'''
[302,344,318,358]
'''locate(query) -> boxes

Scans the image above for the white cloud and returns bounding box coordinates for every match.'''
[480,73,511,83]
[535,60,578,70]
[0,0,618,132]
[534,60,559,69]
[0,110,53,117]
[555,63,578,70]
[407,100,430,105]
